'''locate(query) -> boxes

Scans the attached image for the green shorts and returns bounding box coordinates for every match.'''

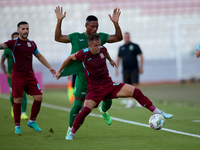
[73,72,87,98]
[7,78,12,93]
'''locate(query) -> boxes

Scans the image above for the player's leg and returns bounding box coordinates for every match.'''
[27,95,42,132]
[99,99,112,125]
[117,84,173,119]
[123,70,134,108]
[66,73,86,137]
[7,78,14,117]
[66,100,97,140]
[21,92,29,120]
[131,69,142,108]
[12,75,26,134]
[13,97,23,134]
[67,98,84,135]
[26,76,42,132]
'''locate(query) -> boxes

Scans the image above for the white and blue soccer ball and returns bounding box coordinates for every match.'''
[149,114,165,130]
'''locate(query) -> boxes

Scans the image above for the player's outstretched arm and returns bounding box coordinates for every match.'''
[115,56,121,76]
[35,52,56,76]
[107,8,123,43]
[0,43,8,50]
[106,51,116,67]
[54,6,70,43]
[139,54,144,74]
[0,56,11,79]
[56,54,77,80]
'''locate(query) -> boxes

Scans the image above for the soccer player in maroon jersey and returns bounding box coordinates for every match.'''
[56,33,173,140]
[0,21,56,134]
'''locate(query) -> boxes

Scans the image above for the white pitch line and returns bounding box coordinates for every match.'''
[193,120,200,122]
[1,94,200,138]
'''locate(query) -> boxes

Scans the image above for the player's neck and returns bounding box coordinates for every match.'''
[19,36,28,41]
[89,49,99,55]
[125,41,130,45]
[85,31,90,36]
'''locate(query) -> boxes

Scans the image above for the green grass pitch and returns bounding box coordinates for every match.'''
[0,83,200,150]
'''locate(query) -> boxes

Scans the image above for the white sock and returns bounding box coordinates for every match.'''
[29,120,35,122]
[69,132,75,136]
[153,108,162,114]
[21,112,26,115]
[68,127,72,131]
[100,108,105,114]
[15,126,20,129]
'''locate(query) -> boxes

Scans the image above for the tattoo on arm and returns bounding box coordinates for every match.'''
[0,44,7,49]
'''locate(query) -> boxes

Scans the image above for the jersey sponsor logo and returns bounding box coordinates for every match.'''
[129,45,134,51]
[87,58,92,61]
[37,83,41,90]
[121,46,125,50]
[79,39,84,41]
[81,92,86,95]
[113,82,120,86]
[100,53,104,59]
[27,42,32,47]
[17,44,21,46]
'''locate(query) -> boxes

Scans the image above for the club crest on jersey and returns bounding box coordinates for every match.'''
[27,42,32,47]
[100,53,104,59]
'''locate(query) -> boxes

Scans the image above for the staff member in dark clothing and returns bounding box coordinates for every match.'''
[116,32,144,108]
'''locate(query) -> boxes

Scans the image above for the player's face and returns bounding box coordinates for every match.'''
[89,39,101,55]
[124,33,130,44]
[86,21,99,35]
[17,24,29,40]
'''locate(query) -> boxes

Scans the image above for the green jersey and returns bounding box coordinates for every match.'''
[2,48,12,74]
[60,32,109,77]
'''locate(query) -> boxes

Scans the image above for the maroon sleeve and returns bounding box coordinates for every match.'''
[75,50,84,62]
[4,40,14,50]
[31,40,37,51]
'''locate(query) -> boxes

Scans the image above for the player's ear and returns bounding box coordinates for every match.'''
[88,41,92,47]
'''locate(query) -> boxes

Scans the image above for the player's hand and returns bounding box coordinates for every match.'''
[109,8,121,24]
[6,73,11,79]
[115,69,118,77]
[196,50,200,58]
[55,71,61,80]
[49,67,56,77]
[139,68,143,74]
[109,59,116,67]
[55,6,66,21]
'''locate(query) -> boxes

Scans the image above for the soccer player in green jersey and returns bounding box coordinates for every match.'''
[54,6,123,139]
[1,32,28,120]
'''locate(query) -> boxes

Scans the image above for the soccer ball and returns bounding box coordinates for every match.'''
[149,114,165,130]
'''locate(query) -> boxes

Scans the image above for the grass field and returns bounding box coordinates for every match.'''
[0,83,200,150]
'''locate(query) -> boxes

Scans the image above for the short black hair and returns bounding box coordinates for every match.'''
[17,21,28,28]
[11,32,19,39]
[88,33,99,42]
[86,15,98,22]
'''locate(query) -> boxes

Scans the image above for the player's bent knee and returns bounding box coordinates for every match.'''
[14,97,23,103]
[32,95,43,101]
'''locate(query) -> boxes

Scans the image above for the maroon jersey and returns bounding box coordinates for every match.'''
[75,46,113,92]
[4,37,39,76]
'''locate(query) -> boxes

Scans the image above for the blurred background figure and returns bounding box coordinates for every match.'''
[67,75,76,103]
[196,42,200,58]
[1,32,29,119]
[116,32,144,108]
